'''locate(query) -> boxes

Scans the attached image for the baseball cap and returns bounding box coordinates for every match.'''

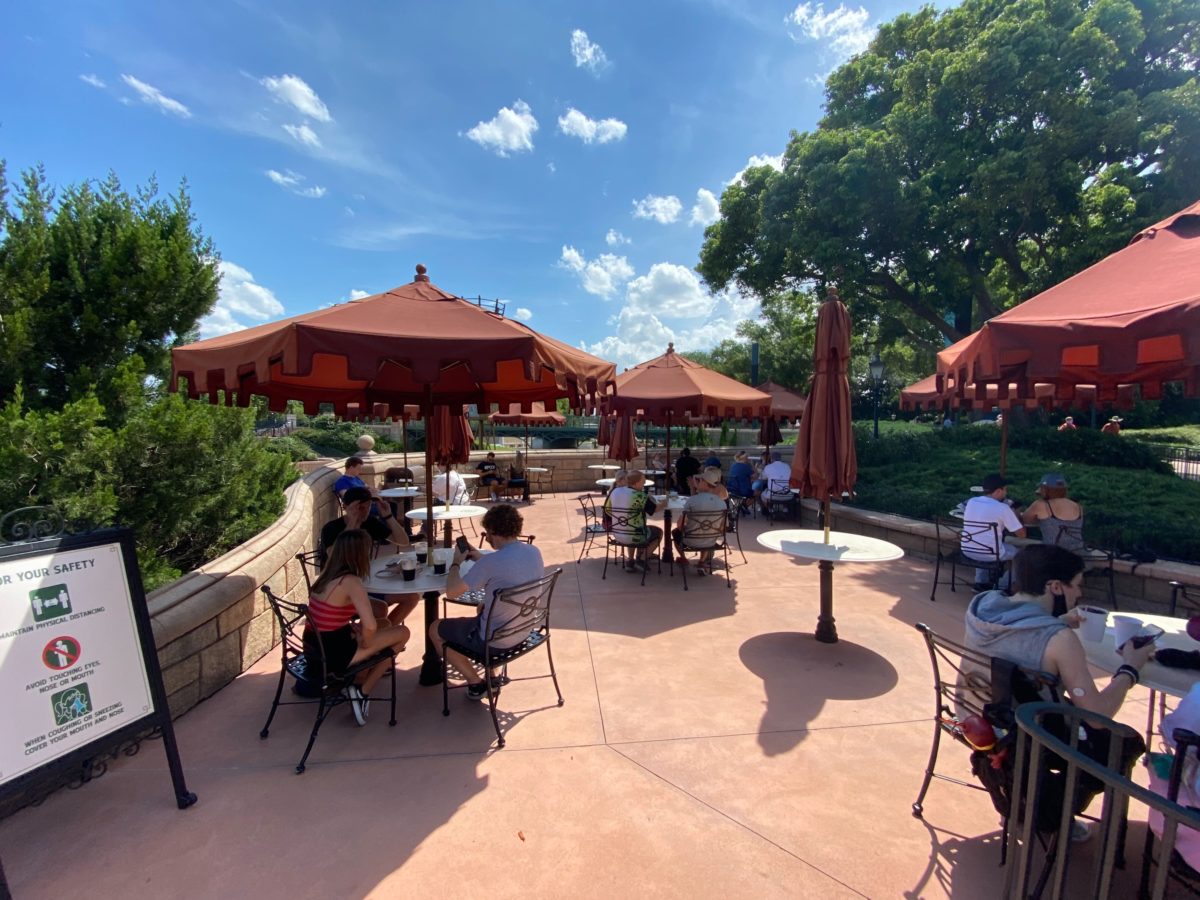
[770,450,782,461]
[980,473,1012,493]
[701,467,721,485]
[1038,473,1067,489]
[342,486,373,504]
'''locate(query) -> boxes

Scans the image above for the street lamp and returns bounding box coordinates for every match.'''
[869,348,885,439]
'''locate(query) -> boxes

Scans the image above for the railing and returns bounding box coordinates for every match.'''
[461,294,506,316]
[1159,444,1200,482]
[1006,702,1200,899]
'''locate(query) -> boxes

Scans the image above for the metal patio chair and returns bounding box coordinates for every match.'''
[674,508,731,590]
[930,518,1006,601]
[602,508,660,586]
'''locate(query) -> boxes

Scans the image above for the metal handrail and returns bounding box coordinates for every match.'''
[1007,702,1200,899]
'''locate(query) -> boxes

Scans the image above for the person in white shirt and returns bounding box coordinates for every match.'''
[961,472,1026,587]
[757,451,794,516]
[432,464,470,506]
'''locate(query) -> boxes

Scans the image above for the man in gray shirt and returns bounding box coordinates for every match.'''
[429,503,544,700]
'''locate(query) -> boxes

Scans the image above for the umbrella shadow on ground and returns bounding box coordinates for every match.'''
[738,632,898,757]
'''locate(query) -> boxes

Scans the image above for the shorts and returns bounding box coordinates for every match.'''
[438,616,487,656]
[304,625,356,678]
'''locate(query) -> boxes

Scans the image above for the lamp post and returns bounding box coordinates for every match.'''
[869,348,885,439]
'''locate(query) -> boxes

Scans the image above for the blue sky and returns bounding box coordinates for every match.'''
[2,0,926,371]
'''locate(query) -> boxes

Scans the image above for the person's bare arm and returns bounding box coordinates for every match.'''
[347,580,378,644]
[1021,499,1046,526]
[1044,629,1154,717]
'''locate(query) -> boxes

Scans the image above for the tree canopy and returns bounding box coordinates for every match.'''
[697,0,1200,349]
[0,164,219,415]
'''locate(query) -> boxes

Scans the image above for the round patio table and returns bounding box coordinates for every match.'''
[595,477,616,495]
[588,464,622,471]
[406,504,487,546]
[379,486,422,524]
[757,529,904,643]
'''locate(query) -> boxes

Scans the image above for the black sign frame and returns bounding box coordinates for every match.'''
[0,526,196,819]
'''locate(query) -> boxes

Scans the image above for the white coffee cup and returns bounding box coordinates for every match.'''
[1077,606,1107,643]
[1112,615,1143,650]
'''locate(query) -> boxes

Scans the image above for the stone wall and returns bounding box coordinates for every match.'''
[147,450,1200,719]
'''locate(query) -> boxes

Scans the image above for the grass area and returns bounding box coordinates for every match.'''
[850,425,1200,563]
[1125,425,1200,448]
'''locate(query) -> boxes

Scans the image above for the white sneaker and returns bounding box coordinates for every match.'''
[346,685,369,726]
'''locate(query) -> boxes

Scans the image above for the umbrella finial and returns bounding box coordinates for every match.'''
[414,263,430,283]
[825,285,840,301]
[667,342,675,354]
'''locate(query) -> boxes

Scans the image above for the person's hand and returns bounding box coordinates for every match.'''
[467,548,482,561]
[1118,639,1156,670]
[452,549,467,567]
[1060,610,1083,629]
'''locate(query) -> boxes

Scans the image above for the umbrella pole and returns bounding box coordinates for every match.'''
[999,414,1009,475]
[666,411,672,493]
[823,495,831,544]
[418,387,444,686]
[402,418,408,469]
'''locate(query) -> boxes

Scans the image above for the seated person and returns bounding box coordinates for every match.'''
[475,452,505,500]
[603,470,662,571]
[672,468,729,572]
[305,529,411,725]
[1057,416,1076,432]
[507,451,530,502]
[1021,473,1085,553]
[727,451,754,512]
[429,504,545,700]
[320,487,418,626]
[758,451,793,514]
[432,463,470,506]
[961,473,1026,587]
[1101,415,1123,436]
[702,452,722,470]
[334,456,369,500]
[673,448,701,496]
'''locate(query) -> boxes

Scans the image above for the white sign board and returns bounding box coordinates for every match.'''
[0,541,155,786]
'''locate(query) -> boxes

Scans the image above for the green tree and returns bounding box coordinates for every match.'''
[698,0,1200,348]
[0,164,219,415]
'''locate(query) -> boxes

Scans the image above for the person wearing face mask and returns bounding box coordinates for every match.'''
[964,544,1154,718]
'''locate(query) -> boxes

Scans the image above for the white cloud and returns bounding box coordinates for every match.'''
[283,122,321,148]
[465,100,538,157]
[349,289,371,300]
[557,108,627,144]
[788,3,874,62]
[570,29,610,74]
[260,74,332,122]
[729,152,786,185]
[199,260,285,338]
[690,188,720,226]
[547,161,557,174]
[584,306,674,371]
[120,74,190,118]
[632,194,683,225]
[627,263,715,318]
[605,229,630,247]
[558,245,634,299]
[513,307,533,321]
[265,169,326,198]
[79,73,105,89]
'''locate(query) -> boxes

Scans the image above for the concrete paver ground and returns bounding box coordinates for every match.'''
[0,493,1161,898]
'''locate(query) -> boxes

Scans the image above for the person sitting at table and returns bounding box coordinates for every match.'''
[507,451,530,502]
[475,452,505,501]
[672,468,729,573]
[1101,415,1123,436]
[961,472,1026,589]
[604,470,661,572]
[306,529,411,725]
[432,463,470,506]
[1021,473,1085,553]
[963,544,1151,837]
[1057,416,1076,432]
[702,451,722,470]
[757,451,793,516]
[674,447,701,496]
[333,456,369,500]
[429,503,545,701]
[727,451,754,514]
[320,487,418,627]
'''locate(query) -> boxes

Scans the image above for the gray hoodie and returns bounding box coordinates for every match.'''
[964,589,1067,673]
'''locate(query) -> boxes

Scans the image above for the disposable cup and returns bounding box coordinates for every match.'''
[400,557,416,582]
[432,547,451,575]
[1077,606,1107,643]
[413,542,428,565]
[1112,615,1143,649]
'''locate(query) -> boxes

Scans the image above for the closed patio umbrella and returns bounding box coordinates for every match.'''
[171,264,615,683]
[791,287,858,643]
[489,401,566,458]
[606,415,639,463]
[757,416,783,447]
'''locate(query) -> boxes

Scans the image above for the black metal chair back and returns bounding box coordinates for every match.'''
[602,506,658,585]
[765,479,796,521]
[929,517,1004,601]
[384,466,414,486]
[725,496,748,564]
[440,568,565,748]
[1053,522,1118,607]
[675,508,731,590]
[576,495,605,563]
[258,585,397,773]
[295,548,322,591]
[1170,580,1198,617]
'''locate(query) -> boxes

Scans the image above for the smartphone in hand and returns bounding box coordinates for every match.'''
[455,535,471,555]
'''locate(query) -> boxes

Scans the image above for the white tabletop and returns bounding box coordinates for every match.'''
[757,529,905,563]
[405,504,488,522]
[589,464,622,471]
[362,556,477,595]
[641,469,666,476]
[1079,611,1200,699]
[527,467,549,473]
[596,478,616,488]
[379,486,422,498]
[459,473,480,481]
[649,496,689,515]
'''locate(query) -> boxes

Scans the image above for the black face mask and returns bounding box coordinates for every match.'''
[1051,592,1067,618]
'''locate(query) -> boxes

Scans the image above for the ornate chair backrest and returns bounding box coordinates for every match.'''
[767,479,793,501]
[679,508,728,548]
[955,519,1002,561]
[261,585,309,668]
[483,568,562,648]
[384,466,414,486]
[606,507,648,547]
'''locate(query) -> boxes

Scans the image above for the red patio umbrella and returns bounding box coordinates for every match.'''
[605,415,640,463]
[791,288,858,643]
[171,264,615,684]
[428,405,474,466]
[490,401,566,459]
[757,416,783,447]
[596,413,612,447]
[756,380,807,420]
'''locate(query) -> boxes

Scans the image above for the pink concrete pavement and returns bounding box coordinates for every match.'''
[0,492,1157,898]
